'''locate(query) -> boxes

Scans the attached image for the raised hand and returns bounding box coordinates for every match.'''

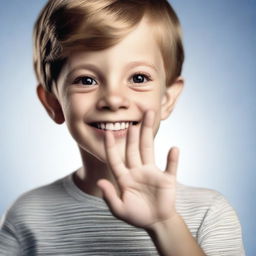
[97,110,180,230]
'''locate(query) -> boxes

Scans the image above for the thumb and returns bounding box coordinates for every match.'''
[97,179,125,218]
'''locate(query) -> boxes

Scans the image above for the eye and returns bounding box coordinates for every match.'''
[73,76,97,86]
[131,73,152,84]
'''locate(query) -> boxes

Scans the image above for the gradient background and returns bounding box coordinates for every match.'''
[0,0,255,254]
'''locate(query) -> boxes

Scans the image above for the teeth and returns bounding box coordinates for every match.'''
[121,122,125,130]
[114,123,120,130]
[96,122,131,131]
[106,123,114,130]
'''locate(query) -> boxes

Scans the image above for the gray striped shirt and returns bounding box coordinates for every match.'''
[0,172,245,255]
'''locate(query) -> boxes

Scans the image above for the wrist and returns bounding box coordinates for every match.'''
[146,211,180,233]
[146,213,205,256]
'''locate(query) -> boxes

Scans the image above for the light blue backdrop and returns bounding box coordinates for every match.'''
[0,0,255,255]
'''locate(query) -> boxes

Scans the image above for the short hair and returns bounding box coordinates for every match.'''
[33,0,184,93]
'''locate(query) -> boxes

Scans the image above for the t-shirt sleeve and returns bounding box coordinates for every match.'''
[0,213,21,256]
[197,193,245,256]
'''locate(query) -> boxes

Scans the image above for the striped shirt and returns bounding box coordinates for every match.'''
[0,171,245,255]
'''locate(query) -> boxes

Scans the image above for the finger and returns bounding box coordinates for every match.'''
[140,110,155,165]
[165,147,179,176]
[104,131,127,179]
[126,123,142,168]
[97,179,125,218]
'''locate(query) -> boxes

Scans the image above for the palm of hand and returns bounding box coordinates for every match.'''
[97,111,179,230]
[117,165,176,228]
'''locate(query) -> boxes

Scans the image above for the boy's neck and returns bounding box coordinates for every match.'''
[73,149,121,198]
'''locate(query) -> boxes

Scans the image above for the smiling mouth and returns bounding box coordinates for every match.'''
[89,121,139,131]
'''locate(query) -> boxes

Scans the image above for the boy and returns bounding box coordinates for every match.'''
[0,0,245,255]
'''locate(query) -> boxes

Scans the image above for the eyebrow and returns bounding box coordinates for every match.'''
[124,61,159,72]
[66,61,158,79]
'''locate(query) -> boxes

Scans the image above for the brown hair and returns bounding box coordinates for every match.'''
[33,0,184,93]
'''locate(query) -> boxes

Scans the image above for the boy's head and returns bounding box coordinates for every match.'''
[33,0,184,93]
[34,0,185,162]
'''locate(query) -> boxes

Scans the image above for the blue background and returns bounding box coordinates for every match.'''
[0,0,255,254]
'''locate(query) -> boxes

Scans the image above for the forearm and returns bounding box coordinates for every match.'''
[146,214,206,256]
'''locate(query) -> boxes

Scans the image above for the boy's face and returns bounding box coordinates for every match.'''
[39,17,183,163]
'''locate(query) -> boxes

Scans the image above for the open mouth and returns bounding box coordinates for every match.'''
[89,121,139,131]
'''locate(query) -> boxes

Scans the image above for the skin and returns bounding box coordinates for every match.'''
[37,16,205,256]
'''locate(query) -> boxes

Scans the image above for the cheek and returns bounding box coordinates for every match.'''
[134,91,162,136]
[62,94,92,124]
[135,89,162,113]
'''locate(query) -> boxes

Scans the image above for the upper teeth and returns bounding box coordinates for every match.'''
[97,122,131,131]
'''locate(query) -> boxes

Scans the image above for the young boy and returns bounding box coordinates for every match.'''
[0,0,245,255]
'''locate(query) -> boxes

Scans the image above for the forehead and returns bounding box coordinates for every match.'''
[65,17,165,75]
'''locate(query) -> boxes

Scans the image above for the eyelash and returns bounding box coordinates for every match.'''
[72,72,152,86]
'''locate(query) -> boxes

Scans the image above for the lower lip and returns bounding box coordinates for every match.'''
[91,126,129,139]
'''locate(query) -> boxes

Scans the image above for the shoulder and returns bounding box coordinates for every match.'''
[176,182,241,226]
[176,182,240,215]
[175,183,243,232]
[176,182,222,204]
[176,182,227,217]
[0,175,67,250]
[176,183,245,255]
[1,175,68,226]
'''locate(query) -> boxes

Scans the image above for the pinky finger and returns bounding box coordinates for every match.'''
[165,147,179,177]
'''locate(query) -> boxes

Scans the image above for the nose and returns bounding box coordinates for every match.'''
[96,87,130,111]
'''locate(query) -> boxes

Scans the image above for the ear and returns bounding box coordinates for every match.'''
[36,84,65,124]
[160,76,184,120]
